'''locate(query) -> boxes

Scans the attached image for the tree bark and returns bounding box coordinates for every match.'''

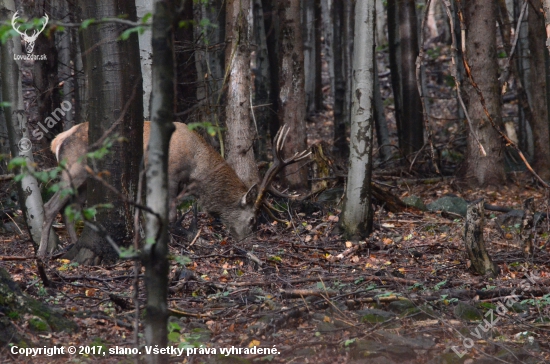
[527,3,550,181]
[314,0,323,111]
[340,0,375,240]
[136,0,153,119]
[143,0,176,361]
[462,0,505,187]
[225,0,259,188]
[0,0,58,253]
[260,0,280,138]
[332,0,350,158]
[277,0,308,189]
[64,0,144,264]
[253,0,272,160]
[302,0,316,115]
[388,0,424,159]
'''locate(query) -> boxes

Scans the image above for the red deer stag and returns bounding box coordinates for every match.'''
[39,122,310,254]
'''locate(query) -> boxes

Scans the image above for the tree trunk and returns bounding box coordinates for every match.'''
[462,0,505,187]
[174,0,195,119]
[0,0,58,253]
[278,0,308,190]
[527,3,550,180]
[33,1,62,141]
[332,0,350,158]
[143,0,176,361]
[261,0,280,138]
[302,0,316,115]
[464,199,499,277]
[340,0,375,240]
[253,0,272,160]
[314,0,323,111]
[136,0,153,119]
[374,60,392,162]
[68,0,86,126]
[388,0,423,159]
[64,0,144,265]
[375,0,387,45]
[225,0,259,188]
[55,0,74,130]
[321,0,334,104]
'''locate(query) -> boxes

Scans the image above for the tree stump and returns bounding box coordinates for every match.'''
[464,198,499,277]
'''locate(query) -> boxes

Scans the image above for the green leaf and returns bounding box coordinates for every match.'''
[344,338,356,347]
[167,332,180,343]
[141,12,152,24]
[120,26,144,41]
[8,157,27,170]
[81,19,96,29]
[82,207,97,220]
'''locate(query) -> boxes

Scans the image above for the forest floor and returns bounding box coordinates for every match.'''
[2,44,550,364]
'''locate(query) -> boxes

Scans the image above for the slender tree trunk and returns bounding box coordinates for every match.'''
[332,0,349,158]
[225,0,259,187]
[321,0,334,105]
[340,0,375,240]
[388,0,423,159]
[314,0,323,111]
[137,0,153,119]
[462,0,505,187]
[278,0,308,189]
[56,0,74,130]
[302,0,316,115]
[0,0,58,252]
[261,0,280,138]
[143,0,176,361]
[68,0,86,126]
[64,0,144,264]
[375,0,387,45]
[253,0,271,160]
[34,1,62,141]
[174,0,195,119]
[374,60,392,161]
[527,3,550,180]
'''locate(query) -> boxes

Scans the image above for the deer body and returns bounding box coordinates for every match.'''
[42,121,257,250]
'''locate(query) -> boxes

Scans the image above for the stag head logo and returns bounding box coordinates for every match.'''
[11,11,49,54]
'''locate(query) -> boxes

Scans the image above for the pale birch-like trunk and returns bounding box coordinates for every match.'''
[136,0,153,119]
[0,0,57,252]
[143,0,175,361]
[224,0,259,188]
[340,0,375,239]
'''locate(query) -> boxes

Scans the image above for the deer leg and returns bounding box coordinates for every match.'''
[38,174,86,257]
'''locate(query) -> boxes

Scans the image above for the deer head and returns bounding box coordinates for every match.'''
[12,11,49,54]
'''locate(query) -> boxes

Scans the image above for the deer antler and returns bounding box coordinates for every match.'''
[11,11,25,37]
[254,125,311,212]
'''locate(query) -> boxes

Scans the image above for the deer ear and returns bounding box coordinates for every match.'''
[241,183,258,207]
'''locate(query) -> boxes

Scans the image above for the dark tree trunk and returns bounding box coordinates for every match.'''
[64,0,144,265]
[143,0,176,361]
[261,0,280,138]
[387,0,423,159]
[174,0,195,120]
[302,0,316,115]
[33,1,62,141]
[278,0,308,189]
[527,3,550,180]
[314,0,323,111]
[462,0,505,187]
[253,0,272,160]
[332,0,350,158]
